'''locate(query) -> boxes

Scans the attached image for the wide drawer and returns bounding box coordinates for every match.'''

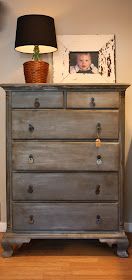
[12,202,118,231]
[67,92,119,108]
[12,110,119,140]
[12,91,63,108]
[12,172,118,201]
[12,142,119,171]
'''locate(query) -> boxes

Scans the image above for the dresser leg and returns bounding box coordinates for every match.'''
[1,235,31,258]
[1,240,14,258]
[99,237,129,258]
[116,238,129,258]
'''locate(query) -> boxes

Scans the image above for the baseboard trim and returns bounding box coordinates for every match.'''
[0,222,132,233]
[0,222,7,232]
[125,223,132,233]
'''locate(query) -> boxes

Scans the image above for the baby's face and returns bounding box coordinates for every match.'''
[77,54,91,71]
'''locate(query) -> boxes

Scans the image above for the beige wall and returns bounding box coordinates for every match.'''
[0,0,132,223]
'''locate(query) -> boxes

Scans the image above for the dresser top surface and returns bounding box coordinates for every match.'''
[0,83,130,92]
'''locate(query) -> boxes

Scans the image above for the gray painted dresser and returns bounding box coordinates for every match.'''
[0,83,130,257]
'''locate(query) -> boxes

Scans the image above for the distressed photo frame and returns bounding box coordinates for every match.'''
[53,35,116,83]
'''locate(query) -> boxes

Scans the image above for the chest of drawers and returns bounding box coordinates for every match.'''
[1,83,130,257]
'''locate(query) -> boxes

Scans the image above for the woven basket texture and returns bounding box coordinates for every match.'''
[23,61,49,83]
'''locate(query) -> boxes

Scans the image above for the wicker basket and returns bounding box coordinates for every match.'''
[23,60,49,83]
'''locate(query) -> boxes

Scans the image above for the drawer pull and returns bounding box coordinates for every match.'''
[96,155,102,165]
[96,123,102,148]
[95,185,101,195]
[28,154,34,164]
[28,124,34,133]
[96,122,101,137]
[34,98,40,108]
[27,185,34,193]
[96,215,101,224]
[90,97,96,107]
[28,215,34,224]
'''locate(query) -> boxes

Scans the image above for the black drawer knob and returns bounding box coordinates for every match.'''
[96,215,101,224]
[29,124,34,133]
[27,185,34,193]
[28,154,34,164]
[90,97,96,107]
[34,98,40,108]
[28,215,34,224]
[95,185,101,195]
[96,155,102,165]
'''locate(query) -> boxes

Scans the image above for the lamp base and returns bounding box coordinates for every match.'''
[23,60,49,83]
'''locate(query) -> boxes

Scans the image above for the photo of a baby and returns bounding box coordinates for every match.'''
[69,52,99,74]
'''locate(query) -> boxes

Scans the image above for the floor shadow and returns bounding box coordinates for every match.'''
[14,239,119,257]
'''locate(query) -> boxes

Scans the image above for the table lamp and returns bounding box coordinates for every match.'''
[15,14,57,83]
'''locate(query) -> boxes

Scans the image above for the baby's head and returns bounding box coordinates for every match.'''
[77,53,92,71]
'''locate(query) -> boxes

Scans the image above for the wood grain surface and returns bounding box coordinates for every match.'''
[12,91,64,108]
[12,109,119,139]
[67,91,119,108]
[12,202,118,231]
[12,141,119,171]
[12,172,118,201]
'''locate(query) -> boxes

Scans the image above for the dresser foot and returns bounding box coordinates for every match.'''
[1,234,31,257]
[99,237,129,258]
[1,240,14,258]
[116,238,129,258]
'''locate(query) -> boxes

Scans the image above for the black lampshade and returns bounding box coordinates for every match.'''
[15,14,57,54]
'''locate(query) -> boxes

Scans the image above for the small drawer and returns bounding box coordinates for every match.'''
[12,202,119,231]
[12,109,119,140]
[12,172,118,201]
[67,92,119,108]
[12,91,63,108]
[12,141,119,171]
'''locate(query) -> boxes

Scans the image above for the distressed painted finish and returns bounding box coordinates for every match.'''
[12,202,119,231]
[0,83,130,258]
[12,141,119,171]
[12,91,64,108]
[67,91,119,108]
[12,172,118,201]
[12,109,119,139]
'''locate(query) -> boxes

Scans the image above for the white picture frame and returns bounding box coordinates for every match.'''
[53,35,116,83]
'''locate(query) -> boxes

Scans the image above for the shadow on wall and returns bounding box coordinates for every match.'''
[125,138,132,222]
[0,1,9,31]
